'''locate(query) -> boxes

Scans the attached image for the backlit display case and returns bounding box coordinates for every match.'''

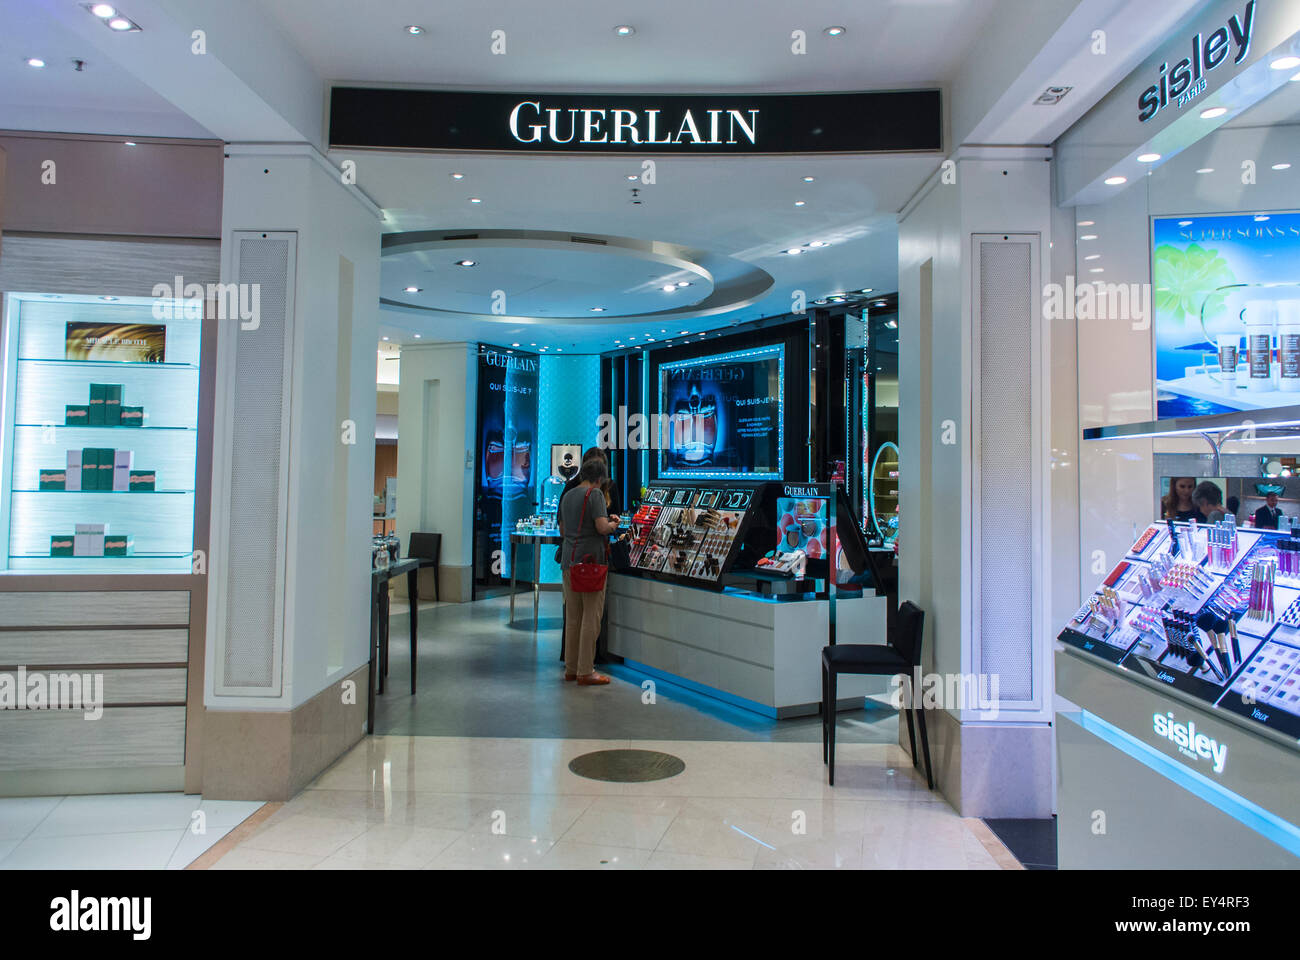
[626,482,762,589]
[0,294,201,573]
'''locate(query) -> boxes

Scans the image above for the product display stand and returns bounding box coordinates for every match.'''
[508,531,562,630]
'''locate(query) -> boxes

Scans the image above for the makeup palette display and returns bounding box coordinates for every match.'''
[624,483,761,589]
[1061,519,1300,737]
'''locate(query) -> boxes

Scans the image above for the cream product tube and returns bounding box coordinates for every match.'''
[1216,333,1240,393]
[1245,299,1276,392]
[1279,301,1300,393]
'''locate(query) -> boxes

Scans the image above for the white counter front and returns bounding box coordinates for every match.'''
[606,573,891,718]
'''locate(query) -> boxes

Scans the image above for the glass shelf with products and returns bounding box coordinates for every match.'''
[1,294,202,574]
[869,441,899,544]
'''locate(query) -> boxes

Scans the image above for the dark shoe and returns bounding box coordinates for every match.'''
[564,673,577,681]
[577,672,611,686]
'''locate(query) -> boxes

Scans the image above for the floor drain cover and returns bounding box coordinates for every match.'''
[568,749,685,783]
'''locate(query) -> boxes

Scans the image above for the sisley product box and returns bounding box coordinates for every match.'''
[50,535,75,558]
[119,406,145,427]
[104,384,123,425]
[65,404,90,426]
[74,522,106,557]
[88,383,108,426]
[128,469,156,492]
[80,447,97,490]
[38,468,66,491]
[103,534,134,557]
[1279,301,1300,393]
[112,450,133,492]
[94,448,114,490]
[65,449,82,491]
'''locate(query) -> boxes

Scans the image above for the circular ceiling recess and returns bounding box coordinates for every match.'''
[380,228,774,324]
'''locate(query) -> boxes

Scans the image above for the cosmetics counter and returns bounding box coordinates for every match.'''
[1056,519,1300,867]
[606,480,891,718]
[0,294,210,795]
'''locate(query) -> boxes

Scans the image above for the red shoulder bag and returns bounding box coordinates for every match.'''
[568,488,609,593]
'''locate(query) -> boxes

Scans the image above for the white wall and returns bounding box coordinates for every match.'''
[395,341,477,581]
[211,147,381,710]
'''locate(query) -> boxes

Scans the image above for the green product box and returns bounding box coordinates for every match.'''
[38,468,66,491]
[104,384,123,426]
[104,535,134,557]
[50,535,75,557]
[94,448,115,489]
[88,383,108,426]
[65,404,90,426]
[128,469,156,492]
[119,406,145,427]
[80,447,97,490]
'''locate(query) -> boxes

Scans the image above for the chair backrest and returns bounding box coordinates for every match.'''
[891,601,925,668]
[409,532,442,563]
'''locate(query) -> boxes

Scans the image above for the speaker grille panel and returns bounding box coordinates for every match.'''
[977,240,1033,702]
[221,236,290,690]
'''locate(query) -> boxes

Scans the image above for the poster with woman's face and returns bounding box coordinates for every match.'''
[552,444,582,480]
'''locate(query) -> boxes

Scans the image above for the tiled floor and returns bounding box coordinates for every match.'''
[0,794,263,870]
[203,735,1009,870]
[375,590,899,744]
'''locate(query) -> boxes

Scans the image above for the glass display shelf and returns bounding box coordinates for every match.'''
[1,295,202,575]
[16,358,199,370]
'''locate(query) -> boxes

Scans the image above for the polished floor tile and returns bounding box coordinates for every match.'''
[0,796,61,840]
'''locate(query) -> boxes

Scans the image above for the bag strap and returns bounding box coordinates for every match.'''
[576,487,607,565]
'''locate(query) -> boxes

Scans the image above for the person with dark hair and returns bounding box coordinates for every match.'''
[558,458,620,685]
[1255,491,1283,530]
[1226,494,1241,518]
[560,447,621,513]
[1162,477,1204,522]
[1193,480,1226,523]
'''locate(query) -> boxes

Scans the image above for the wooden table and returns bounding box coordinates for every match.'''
[508,532,562,630]
[368,558,420,733]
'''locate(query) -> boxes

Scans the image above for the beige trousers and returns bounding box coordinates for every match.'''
[562,570,606,677]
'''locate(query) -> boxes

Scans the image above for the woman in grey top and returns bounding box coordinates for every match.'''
[558,458,621,684]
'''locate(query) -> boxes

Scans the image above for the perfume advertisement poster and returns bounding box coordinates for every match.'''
[1152,211,1300,419]
[551,444,582,481]
[657,345,784,479]
[475,350,538,582]
[65,322,166,363]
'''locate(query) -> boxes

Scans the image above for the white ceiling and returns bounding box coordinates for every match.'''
[263,0,996,92]
[0,0,214,138]
[347,149,919,349]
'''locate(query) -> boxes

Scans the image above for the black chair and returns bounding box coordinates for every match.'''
[407,532,442,602]
[821,600,933,789]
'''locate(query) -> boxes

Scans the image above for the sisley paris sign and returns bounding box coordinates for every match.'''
[329,88,942,154]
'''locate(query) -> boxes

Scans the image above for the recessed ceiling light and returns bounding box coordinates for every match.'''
[635,346,642,350]
[506,349,513,354]
[124,141,136,146]
[1137,153,1161,163]
[469,197,482,203]
[382,336,390,341]
[814,299,829,306]
[1270,56,1300,70]
[1200,107,1228,119]
[809,240,829,247]
[1255,215,1271,221]
[662,284,676,292]
[785,248,803,255]
[860,288,873,293]
[614,340,621,344]
[1273,163,1292,170]
[99,296,119,301]
[794,200,806,206]
[680,330,689,334]
[1196,167,1214,174]
[626,174,638,181]
[873,300,886,307]
[511,342,521,347]
[1077,220,1095,226]
[404,25,425,35]
[614,25,635,36]
[1104,175,1127,185]
[108,16,135,31]
[404,286,421,293]
[451,173,464,180]
[413,334,421,338]
[456,260,476,267]
[1080,234,1098,240]
[530,343,536,346]
[802,176,816,182]
[590,307,605,312]
[676,281,690,287]
[824,26,847,37]
[557,348,562,352]
[1085,254,1101,260]
[25,58,45,68]
[1089,268,1104,273]
[90,3,116,16]
[1292,71,1300,83]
